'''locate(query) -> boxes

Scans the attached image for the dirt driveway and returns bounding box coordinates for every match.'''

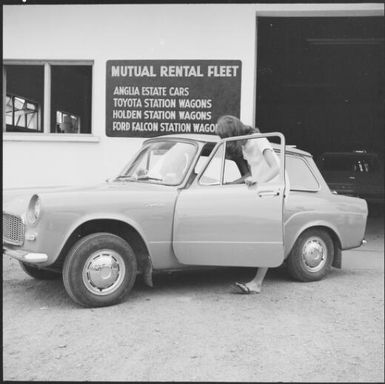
[3,218,384,382]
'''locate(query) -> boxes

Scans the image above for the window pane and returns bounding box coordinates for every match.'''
[223,139,248,184]
[7,94,39,131]
[194,143,216,174]
[56,111,81,133]
[56,111,63,124]
[14,107,26,127]
[26,102,36,110]
[224,158,242,183]
[5,96,13,125]
[51,65,92,133]
[14,97,24,110]
[26,108,38,130]
[5,65,44,132]
[200,144,224,185]
[286,156,319,191]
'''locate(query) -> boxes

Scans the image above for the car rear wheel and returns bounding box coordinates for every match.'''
[286,229,334,282]
[19,262,61,280]
[63,233,137,307]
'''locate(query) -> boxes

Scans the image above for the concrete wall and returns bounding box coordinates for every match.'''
[3,3,383,189]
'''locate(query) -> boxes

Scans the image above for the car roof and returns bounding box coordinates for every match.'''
[144,133,312,157]
[144,134,219,144]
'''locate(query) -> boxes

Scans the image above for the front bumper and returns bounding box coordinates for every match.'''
[3,246,48,263]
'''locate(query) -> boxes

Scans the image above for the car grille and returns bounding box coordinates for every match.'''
[3,213,25,246]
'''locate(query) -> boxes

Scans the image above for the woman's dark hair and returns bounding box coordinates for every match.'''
[216,115,261,158]
[216,115,260,138]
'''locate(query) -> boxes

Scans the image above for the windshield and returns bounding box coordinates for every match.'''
[118,141,197,185]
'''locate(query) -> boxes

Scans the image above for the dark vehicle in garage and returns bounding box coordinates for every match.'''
[317,151,384,205]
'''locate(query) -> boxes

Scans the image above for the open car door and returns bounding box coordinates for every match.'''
[173,133,286,267]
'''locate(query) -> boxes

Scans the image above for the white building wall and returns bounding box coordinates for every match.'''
[3,3,383,189]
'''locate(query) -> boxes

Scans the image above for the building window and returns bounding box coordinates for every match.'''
[51,65,92,134]
[4,64,44,132]
[3,61,92,134]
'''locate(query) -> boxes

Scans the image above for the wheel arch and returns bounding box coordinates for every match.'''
[52,218,153,284]
[286,224,342,269]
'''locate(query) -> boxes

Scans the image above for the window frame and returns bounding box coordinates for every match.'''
[199,134,288,187]
[3,60,94,138]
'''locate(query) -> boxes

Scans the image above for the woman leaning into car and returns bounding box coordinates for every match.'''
[216,115,282,294]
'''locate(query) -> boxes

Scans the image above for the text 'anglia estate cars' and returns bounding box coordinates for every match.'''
[3,133,368,307]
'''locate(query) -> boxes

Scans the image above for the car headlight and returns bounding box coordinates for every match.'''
[27,195,42,224]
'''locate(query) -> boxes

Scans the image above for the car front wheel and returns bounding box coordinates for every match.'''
[63,233,137,307]
[286,229,334,282]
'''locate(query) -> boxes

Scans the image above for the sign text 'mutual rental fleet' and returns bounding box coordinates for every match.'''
[106,60,242,137]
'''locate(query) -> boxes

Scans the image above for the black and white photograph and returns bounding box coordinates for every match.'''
[2,1,384,382]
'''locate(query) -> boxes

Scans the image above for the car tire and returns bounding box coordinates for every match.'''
[62,232,137,307]
[19,262,61,280]
[286,228,334,282]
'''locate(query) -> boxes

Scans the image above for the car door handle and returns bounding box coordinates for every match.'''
[258,191,280,197]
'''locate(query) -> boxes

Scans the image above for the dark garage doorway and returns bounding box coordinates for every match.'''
[255,17,384,159]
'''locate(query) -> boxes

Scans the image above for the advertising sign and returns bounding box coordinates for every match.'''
[106,60,241,137]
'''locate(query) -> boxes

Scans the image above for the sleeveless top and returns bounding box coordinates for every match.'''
[242,137,290,192]
[242,137,280,183]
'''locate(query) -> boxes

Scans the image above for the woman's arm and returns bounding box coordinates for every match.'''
[246,149,279,185]
[259,149,280,182]
[243,140,280,186]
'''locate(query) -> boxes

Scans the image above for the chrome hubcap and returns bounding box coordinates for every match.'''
[82,249,125,295]
[301,237,327,273]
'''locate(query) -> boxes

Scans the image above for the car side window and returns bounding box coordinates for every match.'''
[199,143,244,186]
[286,155,319,191]
[199,144,224,185]
[223,158,242,184]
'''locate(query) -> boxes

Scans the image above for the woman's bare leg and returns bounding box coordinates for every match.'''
[244,267,268,293]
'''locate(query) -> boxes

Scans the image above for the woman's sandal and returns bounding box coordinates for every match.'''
[234,282,258,294]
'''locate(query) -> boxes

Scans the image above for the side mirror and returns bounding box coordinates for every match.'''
[137,169,147,177]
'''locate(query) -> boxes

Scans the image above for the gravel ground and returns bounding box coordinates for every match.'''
[2,218,384,382]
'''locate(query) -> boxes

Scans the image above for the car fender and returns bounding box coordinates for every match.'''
[55,212,151,263]
[284,213,343,259]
